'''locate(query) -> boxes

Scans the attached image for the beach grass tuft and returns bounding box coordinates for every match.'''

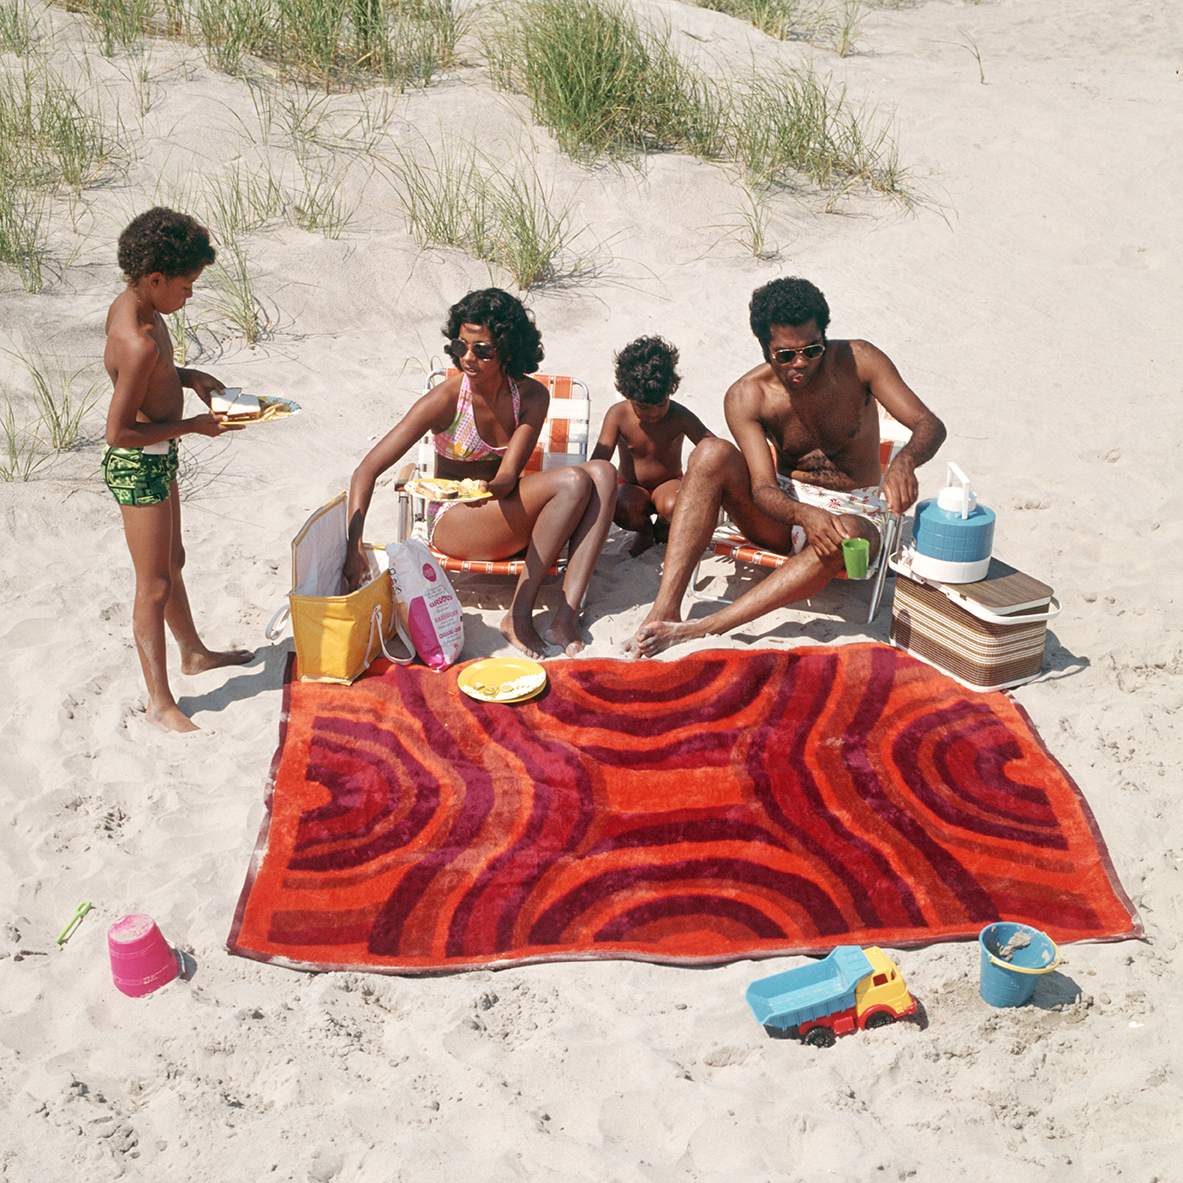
[0,0,37,53]
[0,401,48,481]
[0,188,47,293]
[485,0,725,162]
[384,134,587,289]
[13,349,101,451]
[206,239,270,343]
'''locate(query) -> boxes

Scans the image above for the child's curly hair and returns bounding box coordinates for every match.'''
[442,289,544,378]
[118,207,217,282]
[613,336,681,405]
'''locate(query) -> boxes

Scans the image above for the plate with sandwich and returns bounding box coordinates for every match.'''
[404,476,492,502]
[458,658,547,704]
[210,388,301,424]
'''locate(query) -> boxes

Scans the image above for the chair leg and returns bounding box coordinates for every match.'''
[867,513,901,625]
[689,554,734,605]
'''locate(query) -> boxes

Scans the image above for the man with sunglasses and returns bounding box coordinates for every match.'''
[627,276,945,657]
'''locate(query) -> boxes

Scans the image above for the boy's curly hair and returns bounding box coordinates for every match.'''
[748,277,830,359]
[613,336,681,405]
[443,289,544,378]
[118,207,217,281]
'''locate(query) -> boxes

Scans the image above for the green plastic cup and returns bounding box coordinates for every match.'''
[842,537,869,579]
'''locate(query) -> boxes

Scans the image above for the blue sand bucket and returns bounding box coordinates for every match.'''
[978,922,1060,1007]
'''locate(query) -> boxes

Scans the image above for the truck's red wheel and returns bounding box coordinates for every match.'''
[803,1026,836,1048]
[864,1011,894,1029]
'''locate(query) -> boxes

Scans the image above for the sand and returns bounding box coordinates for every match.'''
[1,0,1180,1178]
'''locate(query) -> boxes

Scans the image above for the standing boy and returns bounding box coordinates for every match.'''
[103,207,251,733]
[591,336,714,556]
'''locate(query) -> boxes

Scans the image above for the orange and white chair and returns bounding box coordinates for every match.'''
[690,405,911,624]
[396,368,591,579]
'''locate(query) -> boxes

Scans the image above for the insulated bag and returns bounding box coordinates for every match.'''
[266,492,411,683]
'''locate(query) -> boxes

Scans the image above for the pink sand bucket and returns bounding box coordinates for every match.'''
[108,914,179,997]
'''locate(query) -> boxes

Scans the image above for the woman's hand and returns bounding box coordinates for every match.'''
[343,543,371,592]
[483,476,516,500]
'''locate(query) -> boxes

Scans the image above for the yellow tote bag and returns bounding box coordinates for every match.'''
[266,492,408,684]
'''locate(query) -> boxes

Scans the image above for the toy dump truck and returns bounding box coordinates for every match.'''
[745,945,916,1047]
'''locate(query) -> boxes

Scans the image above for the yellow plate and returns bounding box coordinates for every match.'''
[458,658,547,703]
[404,477,492,503]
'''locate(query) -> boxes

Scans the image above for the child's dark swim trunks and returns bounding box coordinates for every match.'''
[101,439,179,506]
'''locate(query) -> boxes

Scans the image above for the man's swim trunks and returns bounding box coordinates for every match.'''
[101,439,179,506]
[774,475,889,564]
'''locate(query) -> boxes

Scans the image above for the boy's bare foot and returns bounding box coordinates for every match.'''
[146,702,201,733]
[180,647,254,675]
[499,612,552,660]
[624,618,703,658]
[628,520,655,557]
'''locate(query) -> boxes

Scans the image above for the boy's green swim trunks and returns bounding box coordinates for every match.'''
[101,440,179,506]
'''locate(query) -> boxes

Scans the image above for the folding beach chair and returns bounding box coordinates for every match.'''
[396,368,591,580]
[690,405,911,625]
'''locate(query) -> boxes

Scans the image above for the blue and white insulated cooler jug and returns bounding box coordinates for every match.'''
[910,462,995,583]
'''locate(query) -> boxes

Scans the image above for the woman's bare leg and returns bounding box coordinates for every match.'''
[431,462,617,658]
[547,459,616,654]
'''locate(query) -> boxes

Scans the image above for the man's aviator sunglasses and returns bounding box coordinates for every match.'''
[451,338,496,361]
[771,343,825,364]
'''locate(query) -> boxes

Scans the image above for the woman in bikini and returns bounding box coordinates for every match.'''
[344,288,617,658]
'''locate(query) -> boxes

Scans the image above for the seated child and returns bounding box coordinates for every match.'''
[102,206,251,733]
[591,336,713,556]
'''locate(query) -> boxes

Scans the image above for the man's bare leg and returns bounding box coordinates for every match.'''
[631,548,841,656]
[629,438,751,641]
[631,513,879,657]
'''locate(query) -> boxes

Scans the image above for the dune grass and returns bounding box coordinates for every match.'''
[384,136,586,290]
[0,402,48,481]
[18,351,101,451]
[485,0,726,162]
[486,0,908,204]
[0,0,38,53]
[0,188,47,293]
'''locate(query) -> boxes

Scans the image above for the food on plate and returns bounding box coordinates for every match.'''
[407,477,489,500]
[210,388,261,422]
[257,398,295,421]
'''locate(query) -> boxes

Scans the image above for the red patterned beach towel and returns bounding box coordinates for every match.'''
[228,644,1140,974]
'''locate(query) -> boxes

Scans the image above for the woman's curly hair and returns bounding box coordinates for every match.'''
[118,207,217,281]
[443,289,544,378]
[613,336,681,405]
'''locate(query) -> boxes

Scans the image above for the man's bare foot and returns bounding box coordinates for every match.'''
[624,618,705,658]
[546,613,585,657]
[500,612,552,660]
[146,702,201,734]
[628,520,655,557]
[180,647,254,676]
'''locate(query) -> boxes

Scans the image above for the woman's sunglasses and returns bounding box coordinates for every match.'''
[450,339,496,361]
[771,343,825,363]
